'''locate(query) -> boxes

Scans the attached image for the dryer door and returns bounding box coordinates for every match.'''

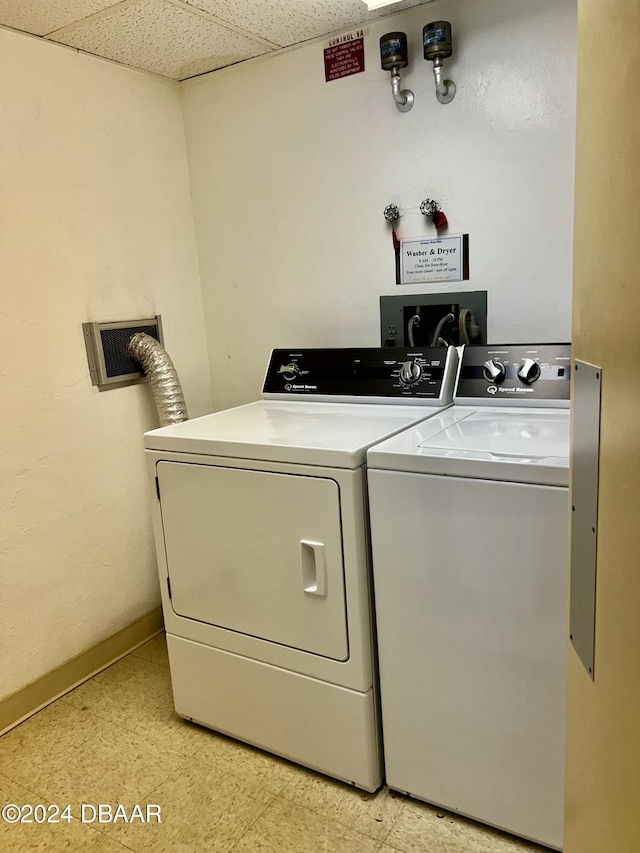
[157,461,349,661]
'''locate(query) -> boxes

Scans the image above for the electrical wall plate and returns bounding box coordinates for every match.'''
[83,316,163,391]
[380,291,487,348]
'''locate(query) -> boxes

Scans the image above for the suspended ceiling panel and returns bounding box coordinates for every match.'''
[50,0,273,80]
[0,0,116,36]
[0,0,432,81]
[180,0,425,47]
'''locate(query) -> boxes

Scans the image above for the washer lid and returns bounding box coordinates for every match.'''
[367,407,570,486]
[420,410,569,458]
[144,399,450,469]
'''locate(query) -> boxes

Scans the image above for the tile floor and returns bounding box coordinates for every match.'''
[0,635,547,852]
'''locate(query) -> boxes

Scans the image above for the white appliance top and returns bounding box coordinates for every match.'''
[144,399,452,469]
[367,406,571,486]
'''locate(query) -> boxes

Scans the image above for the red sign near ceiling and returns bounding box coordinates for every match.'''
[324,31,365,82]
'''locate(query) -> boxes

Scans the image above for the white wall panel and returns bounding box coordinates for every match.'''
[0,30,211,699]
[182,0,577,411]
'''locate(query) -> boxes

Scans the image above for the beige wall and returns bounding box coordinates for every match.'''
[565,2,640,850]
[182,0,577,411]
[0,29,211,700]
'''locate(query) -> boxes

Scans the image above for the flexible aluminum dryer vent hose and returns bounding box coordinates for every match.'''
[127,332,188,426]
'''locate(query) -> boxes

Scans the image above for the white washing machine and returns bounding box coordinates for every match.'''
[367,343,571,847]
[144,346,457,792]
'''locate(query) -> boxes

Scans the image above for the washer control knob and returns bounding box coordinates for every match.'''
[483,359,506,383]
[518,358,541,384]
[399,361,422,384]
[278,362,300,381]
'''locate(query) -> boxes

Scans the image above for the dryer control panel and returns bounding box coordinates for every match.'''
[263,347,457,405]
[455,343,571,407]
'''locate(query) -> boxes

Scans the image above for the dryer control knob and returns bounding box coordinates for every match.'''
[483,359,506,383]
[278,362,300,381]
[399,361,422,384]
[517,358,541,384]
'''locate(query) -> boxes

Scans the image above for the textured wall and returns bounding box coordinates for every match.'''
[0,29,211,699]
[182,0,577,411]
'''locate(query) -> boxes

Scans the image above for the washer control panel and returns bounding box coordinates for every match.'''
[263,347,457,404]
[455,344,571,405]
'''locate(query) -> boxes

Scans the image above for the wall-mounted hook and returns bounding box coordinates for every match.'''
[380,33,414,113]
[419,199,438,217]
[384,204,401,223]
[423,22,456,104]
[420,198,448,230]
[383,204,402,283]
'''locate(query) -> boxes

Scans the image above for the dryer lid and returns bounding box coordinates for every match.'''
[144,399,451,469]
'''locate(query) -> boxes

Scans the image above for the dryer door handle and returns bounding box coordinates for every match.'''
[300,540,327,597]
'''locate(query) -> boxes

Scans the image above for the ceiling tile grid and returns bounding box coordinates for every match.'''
[47,0,272,80]
[0,0,436,80]
[181,0,427,48]
[0,0,116,36]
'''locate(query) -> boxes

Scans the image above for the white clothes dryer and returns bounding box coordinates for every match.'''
[144,346,457,792]
[367,344,571,846]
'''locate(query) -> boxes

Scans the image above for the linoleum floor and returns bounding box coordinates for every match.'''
[0,635,547,852]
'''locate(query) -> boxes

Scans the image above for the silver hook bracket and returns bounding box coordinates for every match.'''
[390,66,414,112]
[432,58,456,104]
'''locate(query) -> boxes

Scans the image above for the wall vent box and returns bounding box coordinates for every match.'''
[83,316,163,391]
[380,291,487,347]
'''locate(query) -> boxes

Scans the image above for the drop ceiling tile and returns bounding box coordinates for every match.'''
[47,0,273,80]
[0,0,117,36]
[182,0,431,47]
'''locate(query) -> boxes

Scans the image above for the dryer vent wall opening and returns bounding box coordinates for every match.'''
[83,316,164,391]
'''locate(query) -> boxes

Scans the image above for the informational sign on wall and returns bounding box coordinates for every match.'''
[323,30,366,82]
[400,234,469,284]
